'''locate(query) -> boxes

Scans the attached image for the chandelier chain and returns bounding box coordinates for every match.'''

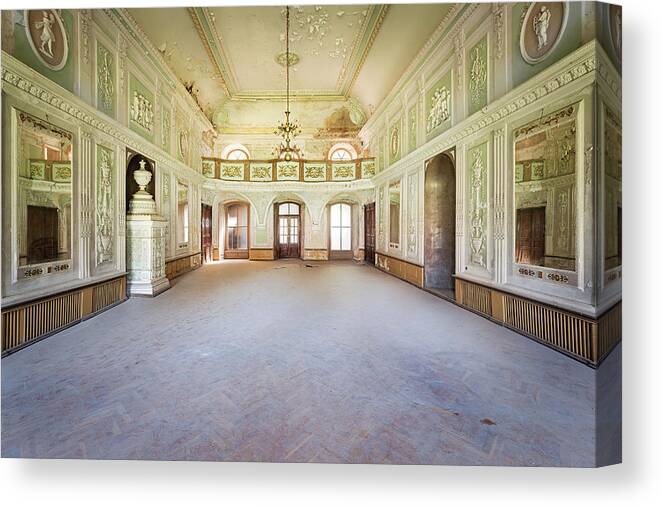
[286,5,290,114]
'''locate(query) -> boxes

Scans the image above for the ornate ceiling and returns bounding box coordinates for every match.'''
[127,4,456,127]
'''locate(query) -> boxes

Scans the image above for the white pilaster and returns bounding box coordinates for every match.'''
[493,127,507,284]
[79,130,93,279]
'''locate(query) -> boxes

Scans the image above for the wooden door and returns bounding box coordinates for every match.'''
[201,204,212,264]
[27,205,59,264]
[278,215,300,258]
[364,202,375,264]
[516,207,545,265]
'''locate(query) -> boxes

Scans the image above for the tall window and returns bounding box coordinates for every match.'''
[330,203,351,251]
[221,143,250,160]
[328,143,357,161]
[226,203,248,250]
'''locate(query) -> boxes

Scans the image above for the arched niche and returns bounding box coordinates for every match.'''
[424,151,456,292]
[125,149,155,209]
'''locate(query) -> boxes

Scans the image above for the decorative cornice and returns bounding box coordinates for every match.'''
[372,41,600,184]
[2,53,203,183]
[360,3,474,134]
[187,7,233,96]
[105,8,213,130]
[339,5,390,97]
[187,5,388,102]
[230,91,346,102]
[217,126,335,136]
[595,41,622,103]
[203,177,375,193]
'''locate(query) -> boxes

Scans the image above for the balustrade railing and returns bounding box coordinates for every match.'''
[201,157,376,183]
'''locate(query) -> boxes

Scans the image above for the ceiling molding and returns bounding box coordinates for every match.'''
[187,7,236,96]
[107,8,214,130]
[230,91,346,103]
[187,5,389,102]
[337,4,390,97]
[360,3,473,135]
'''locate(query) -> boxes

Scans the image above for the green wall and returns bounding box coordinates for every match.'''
[128,73,155,142]
[425,70,452,140]
[511,2,583,88]
[12,10,75,93]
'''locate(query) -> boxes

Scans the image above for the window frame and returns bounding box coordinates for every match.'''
[330,202,352,251]
[221,143,251,161]
[328,143,357,161]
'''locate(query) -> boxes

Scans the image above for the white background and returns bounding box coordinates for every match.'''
[1,0,659,505]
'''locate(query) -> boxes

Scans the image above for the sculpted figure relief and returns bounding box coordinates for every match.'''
[35,11,56,58]
[520,3,566,64]
[426,86,451,133]
[533,6,551,50]
[130,91,154,132]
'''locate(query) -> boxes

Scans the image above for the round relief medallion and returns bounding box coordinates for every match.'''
[520,2,568,65]
[390,127,399,158]
[24,10,69,71]
[608,4,622,62]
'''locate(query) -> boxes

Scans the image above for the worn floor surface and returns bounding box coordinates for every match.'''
[2,260,613,465]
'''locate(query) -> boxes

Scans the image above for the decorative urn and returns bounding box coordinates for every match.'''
[128,158,156,214]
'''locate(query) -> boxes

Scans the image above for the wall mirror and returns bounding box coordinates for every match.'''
[514,106,577,272]
[176,180,189,247]
[604,108,622,271]
[389,180,401,248]
[17,112,73,267]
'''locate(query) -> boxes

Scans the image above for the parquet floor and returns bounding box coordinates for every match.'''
[2,260,617,465]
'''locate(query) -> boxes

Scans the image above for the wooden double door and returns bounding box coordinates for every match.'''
[201,204,212,263]
[364,202,375,264]
[515,206,545,266]
[276,202,301,258]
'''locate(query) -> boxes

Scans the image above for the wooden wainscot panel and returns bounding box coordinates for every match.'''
[2,275,127,355]
[212,247,220,261]
[453,278,621,366]
[92,277,127,314]
[165,253,202,280]
[224,250,249,260]
[375,253,423,288]
[455,278,492,317]
[596,302,622,363]
[304,249,329,261]
[404,263,424,287]
[249,248,275,261]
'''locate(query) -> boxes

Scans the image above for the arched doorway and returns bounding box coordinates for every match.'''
[275,202,301,258]
[329,202,353,260]
[224,202,249,259]
[424,151,456,295]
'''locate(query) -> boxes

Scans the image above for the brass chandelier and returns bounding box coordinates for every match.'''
[273,6,303,161]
